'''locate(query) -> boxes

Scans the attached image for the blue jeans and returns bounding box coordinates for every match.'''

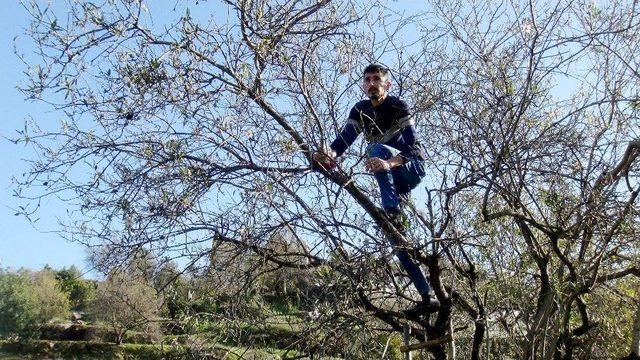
[366,143,430,295]
[365,143,425,211]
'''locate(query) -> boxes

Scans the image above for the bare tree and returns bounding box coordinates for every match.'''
[14,0,446,357]
[405,0,640,358]
[91,266,163,345]
[13,0,640,358]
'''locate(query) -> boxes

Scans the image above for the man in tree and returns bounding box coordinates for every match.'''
[314,64,439,315]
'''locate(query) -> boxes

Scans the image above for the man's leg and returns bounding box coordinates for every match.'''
[391,155,425,196]
[391,236,439,315]
[387,236,431,294]
[366,143,426,209]
[365,143,402,211]
[366,143,438,313]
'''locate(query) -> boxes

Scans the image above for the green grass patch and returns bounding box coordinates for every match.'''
[0,339,312,360]
[0,340,191,359]
[0,352,24,360]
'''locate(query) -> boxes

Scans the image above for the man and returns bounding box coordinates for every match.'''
[314,64,440,315]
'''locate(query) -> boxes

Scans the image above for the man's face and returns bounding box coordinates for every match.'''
[362,71,391,101]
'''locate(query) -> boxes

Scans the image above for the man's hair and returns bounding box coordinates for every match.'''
[363,64,390,77]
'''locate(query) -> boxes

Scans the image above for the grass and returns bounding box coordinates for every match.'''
[0,340,191,360]
[0,339,325,360]
[0,353,23,360]
[0,309,356,359]
[185,313,304,350]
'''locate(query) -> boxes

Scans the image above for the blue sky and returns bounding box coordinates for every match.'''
[0,1,242,275]
[0,0,590,276]
[0,1,428,275]
[0,2,90,272]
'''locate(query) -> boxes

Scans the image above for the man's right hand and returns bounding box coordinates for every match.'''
[312,150,337,170]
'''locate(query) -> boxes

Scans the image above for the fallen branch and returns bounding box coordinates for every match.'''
[400,334,453,352]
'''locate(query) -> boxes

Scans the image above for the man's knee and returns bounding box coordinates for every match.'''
[366,143,390,159]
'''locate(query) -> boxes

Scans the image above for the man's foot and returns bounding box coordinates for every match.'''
[403,293,440,316]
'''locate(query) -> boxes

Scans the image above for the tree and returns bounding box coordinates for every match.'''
[55,266,96,311]
[625,299,640,360]
[0,270,40,336]
[0,268,70,336]
[91,267,163,344]
[14,0,640,358]
[409,1,640,358]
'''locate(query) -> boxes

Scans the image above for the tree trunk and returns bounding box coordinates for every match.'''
[471,319,486,360]
[431,345,448,360]
[448,319,456,359]
[623,303,640,360]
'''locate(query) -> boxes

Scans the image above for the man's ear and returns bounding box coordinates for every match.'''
[384,80,392,91]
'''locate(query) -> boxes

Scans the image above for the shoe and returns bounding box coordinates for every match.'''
[386,207,409,233]
[403,293,440,316]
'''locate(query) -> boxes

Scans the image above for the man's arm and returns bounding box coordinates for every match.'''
[366,99,423,173]
[314,118,362,169]
[329,120,361,157]
[365,125,423,174]
[312,149,337,169]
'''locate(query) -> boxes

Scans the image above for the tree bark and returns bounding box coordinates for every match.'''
[623,302,640,360]
[471,319,486,360]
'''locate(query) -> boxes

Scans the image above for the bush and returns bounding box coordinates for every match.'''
[0,269,70,337]
[89,269,163,344]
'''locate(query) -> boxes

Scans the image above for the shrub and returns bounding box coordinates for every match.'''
[0,269,70,337]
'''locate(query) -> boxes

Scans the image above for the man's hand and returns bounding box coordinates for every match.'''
[313,150,337,170]
[365,155,403,173]
[365,157,391,173]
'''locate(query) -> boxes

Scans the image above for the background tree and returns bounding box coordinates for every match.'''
[55,266,96,311]
[90,266,163,345]
[409,0,640,358]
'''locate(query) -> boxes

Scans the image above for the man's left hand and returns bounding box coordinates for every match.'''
[365,157,391,173]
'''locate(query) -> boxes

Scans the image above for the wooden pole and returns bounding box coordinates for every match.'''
[403,324,412,360]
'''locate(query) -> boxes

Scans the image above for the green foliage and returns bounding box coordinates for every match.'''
[55,266,96,311]
[0,271,39,336]
[162,284,226,335]
[118,343,189,359]
[0,339,314,360]
[379,333,404,360]
[582,280,639,358]
[0,269,70,337]
[237,319,300,349]
[32,269,71,323]
[0,339,191,359]
[266,296,299,315]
